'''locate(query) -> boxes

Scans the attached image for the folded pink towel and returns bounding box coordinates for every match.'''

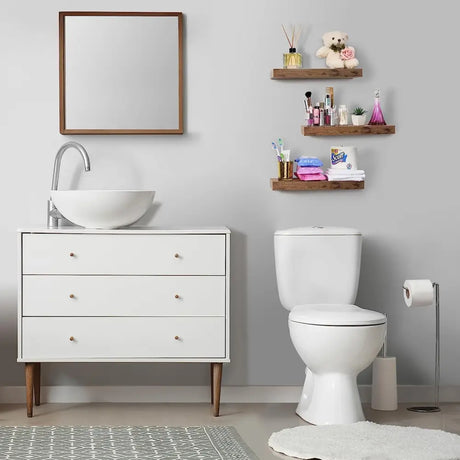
[296,166,324,175]
[296,172,328,181]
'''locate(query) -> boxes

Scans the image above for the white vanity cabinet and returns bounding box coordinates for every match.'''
[18,228,230,417]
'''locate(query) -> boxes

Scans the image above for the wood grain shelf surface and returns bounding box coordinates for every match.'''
[271,68,363,79]
[271,178,364,191]
[301,124,395,136]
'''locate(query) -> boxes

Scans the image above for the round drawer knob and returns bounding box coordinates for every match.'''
[174,294,180,299]
[69,336,75,342]
[174,253,180,259]
[69,252,75,257]
[69,294,75,299]
[174,336,180,340]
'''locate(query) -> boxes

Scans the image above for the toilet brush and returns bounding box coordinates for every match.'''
[371,329,398,411]
[403,281,440,413]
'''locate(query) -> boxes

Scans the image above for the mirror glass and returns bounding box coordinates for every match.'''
[60,12,183,134]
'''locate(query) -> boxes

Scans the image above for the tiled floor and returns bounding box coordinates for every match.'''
[0,402,459,459]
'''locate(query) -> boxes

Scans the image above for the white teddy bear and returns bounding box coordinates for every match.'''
[316,31,359,69]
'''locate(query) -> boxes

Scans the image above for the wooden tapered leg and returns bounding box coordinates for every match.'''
[212,363,222,417]
[210,363,214,405]
[25,363,34,417]
[33,363,41,406]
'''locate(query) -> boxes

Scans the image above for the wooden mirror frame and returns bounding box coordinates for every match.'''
[59,11,183,135]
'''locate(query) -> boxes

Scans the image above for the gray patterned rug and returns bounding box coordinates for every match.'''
[0,426,258,459]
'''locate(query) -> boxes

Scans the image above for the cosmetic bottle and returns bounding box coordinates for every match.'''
[319,102,325,126]
[325,107,331,126]
[313,103,320,126]
[326,87,334,107]
[338,105,348,126]
[283,48,302,69]
[325,95,331,126]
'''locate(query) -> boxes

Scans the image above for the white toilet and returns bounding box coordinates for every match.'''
[274,227,386,425]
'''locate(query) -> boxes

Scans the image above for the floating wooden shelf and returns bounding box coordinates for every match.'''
[271,68,363,80]
[301,124,395,136]
[271,178,364,191]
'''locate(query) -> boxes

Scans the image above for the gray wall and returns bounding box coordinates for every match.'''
[1,0,459,388]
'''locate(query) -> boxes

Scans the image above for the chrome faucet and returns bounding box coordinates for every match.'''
[48,142,91,228]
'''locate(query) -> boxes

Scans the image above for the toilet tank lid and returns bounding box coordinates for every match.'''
[289,304,387,326]
[275,227,361,236]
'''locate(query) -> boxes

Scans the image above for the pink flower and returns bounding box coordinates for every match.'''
[340,47,355,60]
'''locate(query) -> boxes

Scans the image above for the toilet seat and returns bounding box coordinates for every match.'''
[289,304,386,326]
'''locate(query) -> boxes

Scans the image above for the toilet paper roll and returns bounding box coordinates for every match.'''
[371,357,398,411]
[330,146,358,170]
[403,279,434,307]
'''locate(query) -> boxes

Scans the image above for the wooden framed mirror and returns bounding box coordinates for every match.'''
[59,12,183,134]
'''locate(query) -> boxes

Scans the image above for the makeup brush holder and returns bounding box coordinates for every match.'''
[278,161,294,180]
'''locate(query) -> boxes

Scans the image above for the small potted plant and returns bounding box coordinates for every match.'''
[351,107,367,126]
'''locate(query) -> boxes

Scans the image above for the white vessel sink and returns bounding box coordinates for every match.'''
[50,190,155,229]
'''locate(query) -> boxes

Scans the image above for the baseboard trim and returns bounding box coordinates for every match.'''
[0,385,459,404]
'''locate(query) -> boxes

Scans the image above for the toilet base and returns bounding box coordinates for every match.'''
[296,368,365,425]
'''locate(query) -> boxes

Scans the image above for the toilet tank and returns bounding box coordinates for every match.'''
[274,227,362,311]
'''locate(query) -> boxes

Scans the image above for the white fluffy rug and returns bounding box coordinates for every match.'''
[268,421,460,460]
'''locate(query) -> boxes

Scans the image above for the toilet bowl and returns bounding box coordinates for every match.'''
[274,227,387,425]
[289,304,386,425]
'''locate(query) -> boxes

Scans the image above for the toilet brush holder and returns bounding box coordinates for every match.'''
[371,357,398,411]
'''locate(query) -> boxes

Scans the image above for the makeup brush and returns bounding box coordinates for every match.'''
[305,91,312,110]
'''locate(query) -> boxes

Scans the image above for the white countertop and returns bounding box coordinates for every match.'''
[18,226,231,234]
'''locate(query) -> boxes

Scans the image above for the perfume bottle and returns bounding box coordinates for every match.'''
[369,89,387,125]
[283,48,302,69]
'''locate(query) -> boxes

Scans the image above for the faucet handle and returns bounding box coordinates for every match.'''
[48,207,61,219]
[47,199,62,228]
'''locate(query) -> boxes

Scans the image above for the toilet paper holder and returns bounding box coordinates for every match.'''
[403,282,440,413]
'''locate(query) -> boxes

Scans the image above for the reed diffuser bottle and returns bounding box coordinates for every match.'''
[284,48,302,69]
[282,25,302,69]
[369,89,387,125]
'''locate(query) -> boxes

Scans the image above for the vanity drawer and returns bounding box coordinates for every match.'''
[22,317,225,360]
[22,275,225,317]
[22,234,225,275]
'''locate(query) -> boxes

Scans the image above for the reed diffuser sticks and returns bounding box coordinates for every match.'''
[282,24,301,49]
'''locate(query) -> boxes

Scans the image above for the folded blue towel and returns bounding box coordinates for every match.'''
[295,157,323,167]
